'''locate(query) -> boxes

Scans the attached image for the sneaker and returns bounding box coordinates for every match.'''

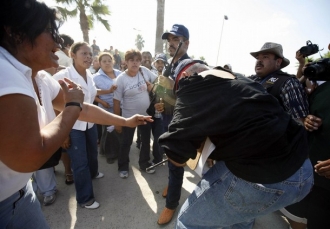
[94,172,104,179]
[145,168,155,174]
[43,193,56,206]
[119,171,128,178]
[84,201,100,209]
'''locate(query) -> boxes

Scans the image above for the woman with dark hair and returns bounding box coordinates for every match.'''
[93,52,122,164]
[113,49,157,178]
[53,43,120,209]
[0,1,152,227]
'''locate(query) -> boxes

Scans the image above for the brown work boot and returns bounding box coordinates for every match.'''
[157,207,176,225]
[162,185,168,198]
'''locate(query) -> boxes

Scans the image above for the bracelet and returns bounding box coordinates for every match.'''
[65,102,82,111]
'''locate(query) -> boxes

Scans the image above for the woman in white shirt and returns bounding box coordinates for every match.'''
[53,42,113,209]
[0,2,152,227]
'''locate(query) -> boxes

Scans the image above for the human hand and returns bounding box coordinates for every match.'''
[125,115,154,128]
[109,84,117,93]
[61,136,71,149]
[115,126,122,133]
[158,75,174,89]
[101,101,111,108]
[296,50,305,65]
[58,78,84,104]
[304,115,322,131]
[154,102,164,112]
[314,159,330,179]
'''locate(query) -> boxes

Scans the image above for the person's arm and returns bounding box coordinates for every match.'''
[295,50,306,79]
[113,99,122,133]
[94,96,110,108]
[52,88,152,128]
[0,79,83,172]
[96,84,117,95]
[280,78,309,123]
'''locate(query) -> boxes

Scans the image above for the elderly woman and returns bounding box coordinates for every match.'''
[0,1,152,227]
[93,52,122,164]
[113,49,157,178]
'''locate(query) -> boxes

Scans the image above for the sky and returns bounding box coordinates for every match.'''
[42,0,330,76]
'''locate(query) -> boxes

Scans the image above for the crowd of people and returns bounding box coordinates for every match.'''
[1,0,329,229]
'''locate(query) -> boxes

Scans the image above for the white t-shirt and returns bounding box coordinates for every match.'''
[114,66,157,118]
[0,47,59,201]
[55,50,72,67]
[53,65,97,130]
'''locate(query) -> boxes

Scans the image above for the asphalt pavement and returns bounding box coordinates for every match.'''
[41,131,290,229]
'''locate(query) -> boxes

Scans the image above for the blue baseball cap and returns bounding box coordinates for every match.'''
[162,24,189,40]
[154,53,168,63]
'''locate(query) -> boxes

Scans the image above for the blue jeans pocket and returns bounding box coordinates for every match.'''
[224,177,284,214]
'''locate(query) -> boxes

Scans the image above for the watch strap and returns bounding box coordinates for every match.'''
[65,102,82,111]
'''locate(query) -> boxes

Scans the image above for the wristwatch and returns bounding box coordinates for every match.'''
[65,102,83,111]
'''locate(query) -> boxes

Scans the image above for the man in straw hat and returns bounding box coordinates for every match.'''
[249,42,309,123]
[158,60,313,229]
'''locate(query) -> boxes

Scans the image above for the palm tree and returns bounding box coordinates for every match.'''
[54,0,111,44]
[155,0,165,54]
[135,34,145,51]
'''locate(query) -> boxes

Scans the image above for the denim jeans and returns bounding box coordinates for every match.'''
[151,117,165,164]
[67,125,98,206]
[162,114,184,209]
[176,159,314,229]
[166,161,184,209]
[0,180,49,229]
[33,167,57,197]
[118,123,152,171]
[100,125,121,160]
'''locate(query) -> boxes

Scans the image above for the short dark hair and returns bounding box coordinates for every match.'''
[142,51,152,57]
[60,34,74,49]
[125,49,142,61]
[0,0,62,49]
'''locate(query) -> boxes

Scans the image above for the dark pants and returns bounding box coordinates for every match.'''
[307,185,330,228]
[162,114,184,209]
[151,117,165,164]
[118,123,152,171]
[100,125,121,160]
[166,161,184,209]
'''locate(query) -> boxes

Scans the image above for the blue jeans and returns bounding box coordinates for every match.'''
[100,125,121,160]
[33,167,57,197]
[118,123,152,171]
[151,117,165,163]
[162,114,184,209]
[166,161,184,209]
[176,159,314,229]
[0,180,49,229]
[67,125,98,206]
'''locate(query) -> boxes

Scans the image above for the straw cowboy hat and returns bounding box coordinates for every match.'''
[250,42,290,68]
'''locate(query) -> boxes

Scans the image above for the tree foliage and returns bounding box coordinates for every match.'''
[54,0,111,44]
[135,34,145,51]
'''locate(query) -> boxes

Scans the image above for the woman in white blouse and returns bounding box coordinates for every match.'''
[54,42,116,209]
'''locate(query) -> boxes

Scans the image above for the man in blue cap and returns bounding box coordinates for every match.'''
[157,24,191,225]
[161,24,190,80]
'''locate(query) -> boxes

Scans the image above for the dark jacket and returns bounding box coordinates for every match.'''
[159,73,308,184]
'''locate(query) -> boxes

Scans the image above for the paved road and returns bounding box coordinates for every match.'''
[41,132,290,229]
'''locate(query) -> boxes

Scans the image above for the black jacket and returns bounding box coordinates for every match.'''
[159,73,308,184]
